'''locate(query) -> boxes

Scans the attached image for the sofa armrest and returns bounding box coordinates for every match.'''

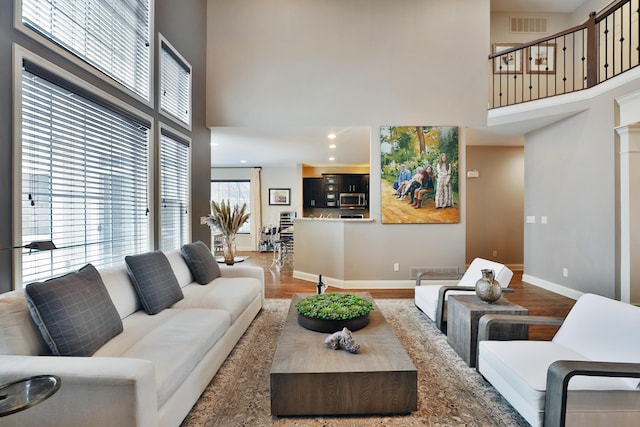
[544,360,640,427]
[435,286,475,332]
[219,264,264,284]
[219,264,265,300]
[0,355,156,427]
[433,286,516,333]
[478,314,564,342]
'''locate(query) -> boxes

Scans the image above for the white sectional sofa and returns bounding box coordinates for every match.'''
[478,293,640,427]
[0,243,264,427]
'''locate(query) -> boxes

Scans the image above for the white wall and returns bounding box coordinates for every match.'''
[206,0,491,279]
[523,74,640,299]
[571,0,612,26]
[261,166,298,228]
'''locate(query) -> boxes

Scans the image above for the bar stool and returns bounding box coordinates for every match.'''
[270,237,291,269]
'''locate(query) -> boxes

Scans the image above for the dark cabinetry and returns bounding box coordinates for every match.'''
[304,174,370,210]
[323,175,339,207]
[303,178,325,208]
[340,174,369,193]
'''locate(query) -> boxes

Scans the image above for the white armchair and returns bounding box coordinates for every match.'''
[477,293,640,427]
[414,257,514,332]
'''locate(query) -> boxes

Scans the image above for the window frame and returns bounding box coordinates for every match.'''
[158,34,192,131]
[14,0,155,108]
[13,44,155,288]
[158,122,192,251]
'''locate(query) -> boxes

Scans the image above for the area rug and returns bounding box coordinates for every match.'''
[181,299,528,427]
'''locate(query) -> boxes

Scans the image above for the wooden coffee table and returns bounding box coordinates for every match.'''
[270,293,417,416]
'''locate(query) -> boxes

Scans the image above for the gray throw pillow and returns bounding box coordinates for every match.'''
[181,241,221,284]
[25,264,123,357]
[125,251,184,314]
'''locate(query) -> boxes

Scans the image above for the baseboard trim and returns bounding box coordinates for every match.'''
[292,270,458,290]
[522,274,583,300]
[505,263,523,272]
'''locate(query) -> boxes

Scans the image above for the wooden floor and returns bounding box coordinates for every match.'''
[239,251,576,340]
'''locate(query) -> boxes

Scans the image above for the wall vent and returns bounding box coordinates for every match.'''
[410,267,460,281]
[510,17,547,33]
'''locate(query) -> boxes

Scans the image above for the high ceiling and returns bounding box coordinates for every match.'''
[210,0,593,167]
[211,127,372,168]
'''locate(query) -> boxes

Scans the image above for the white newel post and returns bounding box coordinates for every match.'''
[615,124,640,305]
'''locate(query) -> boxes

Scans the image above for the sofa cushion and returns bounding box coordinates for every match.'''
[479,340,635,413]
[478,339,638,427]
[94,308,230,407]
[552,293,640,388]
[172,277,262,323]
[24,264,124,356]
[415,284,470,320]
[125,251,184,315]
[165,249,194,287]
[99,262,141,319]
[0,290,50,355]
[181,241,221,284]
[457,258,513,288]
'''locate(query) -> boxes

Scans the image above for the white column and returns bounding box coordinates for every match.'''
[615,124,640,304]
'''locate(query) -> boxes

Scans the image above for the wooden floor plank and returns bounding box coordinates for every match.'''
[239,251,575,340]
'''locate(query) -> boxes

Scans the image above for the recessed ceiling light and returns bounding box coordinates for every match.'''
[329,157,335,161]
[328,133,337,139]
[240,160,247,163]
[329,144,336,149]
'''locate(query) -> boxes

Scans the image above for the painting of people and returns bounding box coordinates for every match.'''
[380,126,460,224]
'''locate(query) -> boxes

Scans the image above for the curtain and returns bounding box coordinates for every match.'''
[250,167,262,251]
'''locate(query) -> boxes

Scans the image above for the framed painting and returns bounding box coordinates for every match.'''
[493,43,522,74]
[269,188,290,205]
[527,43,556,74]
[380,126,460,224]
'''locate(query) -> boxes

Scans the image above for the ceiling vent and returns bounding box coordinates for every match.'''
[510,17,547,33]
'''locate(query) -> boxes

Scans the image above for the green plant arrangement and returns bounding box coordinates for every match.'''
[295,293,374,333]
[295,293,374,321]
[204,200,250,264]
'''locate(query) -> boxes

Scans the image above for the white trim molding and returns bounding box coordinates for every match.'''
[522,274,582,300]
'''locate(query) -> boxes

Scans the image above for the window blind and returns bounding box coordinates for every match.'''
[160,41,191,126]
[21,66,151,285]
[160,129,190,250]
[21,0,151,100]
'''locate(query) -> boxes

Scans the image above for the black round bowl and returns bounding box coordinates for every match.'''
[297,313,370,333]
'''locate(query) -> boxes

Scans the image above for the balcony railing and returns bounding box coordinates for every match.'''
[489,0,640,109]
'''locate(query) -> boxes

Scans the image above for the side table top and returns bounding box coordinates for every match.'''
[448,294,527,312]
[0,375,61,417]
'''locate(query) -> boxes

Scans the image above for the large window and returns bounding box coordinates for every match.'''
[159,35,191,128]
[20,0,152,101]
[160,125,190,250]
[210,181,251,234]
[19,54,151,286]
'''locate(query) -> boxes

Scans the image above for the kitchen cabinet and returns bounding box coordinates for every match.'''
[304,174,370,210]
[340,174,369,193]
[303,178,325,208]
[323,174,339,207]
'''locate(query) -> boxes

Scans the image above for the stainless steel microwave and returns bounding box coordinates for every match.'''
[339,193,367,208]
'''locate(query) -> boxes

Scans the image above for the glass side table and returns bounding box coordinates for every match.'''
[0,375,61,417]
